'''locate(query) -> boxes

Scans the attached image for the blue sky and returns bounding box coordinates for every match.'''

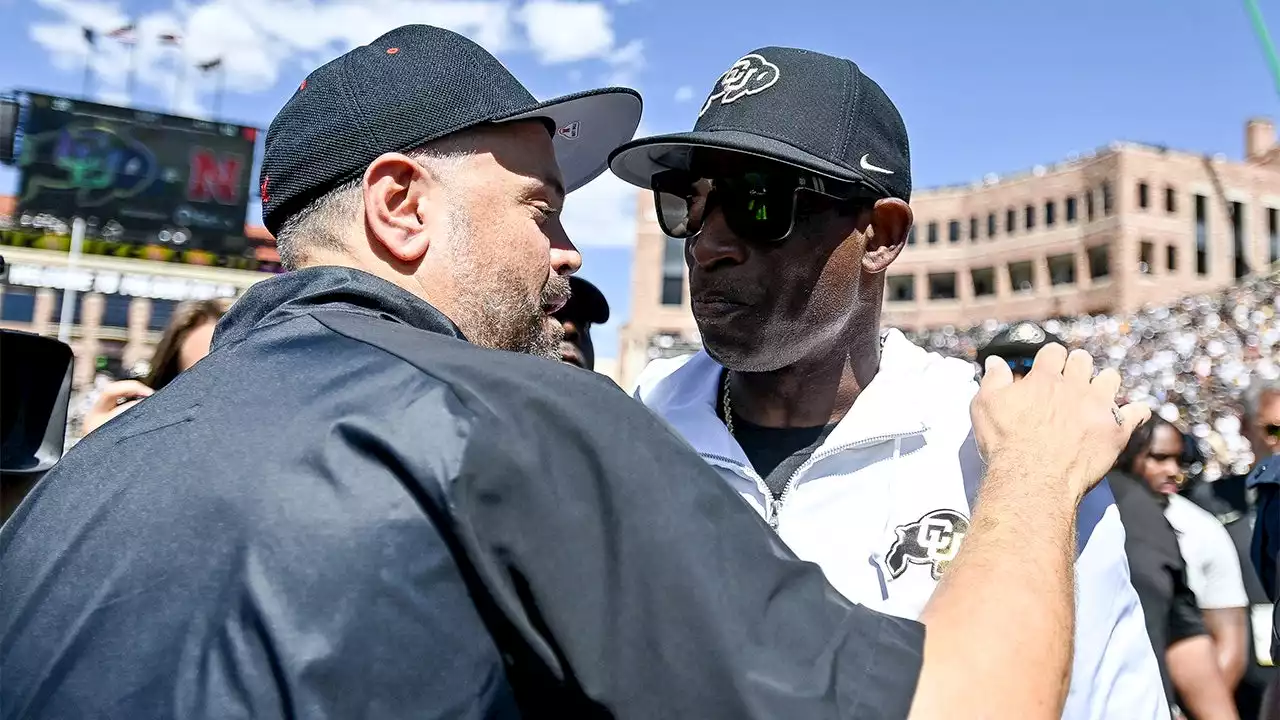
[4,0,1280,359]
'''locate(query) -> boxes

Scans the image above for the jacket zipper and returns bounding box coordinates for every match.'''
[703,427,927,531]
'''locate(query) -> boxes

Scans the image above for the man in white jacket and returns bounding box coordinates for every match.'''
[609,45,1169,720]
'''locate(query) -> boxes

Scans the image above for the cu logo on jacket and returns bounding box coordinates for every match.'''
[886,509,970,581]
[699,53,780,117]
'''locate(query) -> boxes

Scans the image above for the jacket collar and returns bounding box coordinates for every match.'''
[644,330,932,470]
[213,265,465,350]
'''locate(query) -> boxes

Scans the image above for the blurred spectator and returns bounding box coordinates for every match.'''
[80,299,230,435]
[1111,416,1240,720]
[552,276,609,372]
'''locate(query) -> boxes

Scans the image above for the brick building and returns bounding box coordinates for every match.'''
[0,200,279,386]
[616,119,1280,390]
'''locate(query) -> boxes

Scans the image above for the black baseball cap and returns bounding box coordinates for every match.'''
[608,47,910,201]
[261,24,642,235]
[556,276,610,325]
[976,322,1065,365]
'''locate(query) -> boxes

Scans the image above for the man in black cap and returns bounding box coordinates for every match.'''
[2,27,1146,719]
[553,275,609,371]
[619,48,1166,719]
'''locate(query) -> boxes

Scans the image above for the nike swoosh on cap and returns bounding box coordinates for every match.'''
[859,154,894,175]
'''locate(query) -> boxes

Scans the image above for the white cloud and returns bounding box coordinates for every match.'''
[673,85,694,102]
[561,170,640,248]
[560,120,652,248]
[30,0,641,118]
[517,0,613,64]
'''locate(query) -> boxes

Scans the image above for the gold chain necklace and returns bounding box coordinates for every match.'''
[721,372,734,435]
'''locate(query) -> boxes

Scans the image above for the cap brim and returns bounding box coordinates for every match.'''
[608,129,889,196]
[561,276,610,324]
[500,87,642,194]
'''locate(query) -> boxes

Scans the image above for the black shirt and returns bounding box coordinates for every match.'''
[0,267,926,719]
[731,415,836,496]
[1108,471,1208,705]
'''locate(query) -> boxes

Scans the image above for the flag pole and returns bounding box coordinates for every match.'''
[172,59,184,113]
[214,63,226,120]
[125,41,138,99]
[81,28,95,98]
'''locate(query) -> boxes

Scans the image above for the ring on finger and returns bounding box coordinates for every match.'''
[1111,405,1124,426]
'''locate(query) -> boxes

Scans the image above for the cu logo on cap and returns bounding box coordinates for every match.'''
[699,53,780,117]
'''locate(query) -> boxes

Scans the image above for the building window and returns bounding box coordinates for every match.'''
[1086,190,1095,221]
[1087,245,1110,279]
[887,275,915,302]
[1008,261,1034,292]
[969,216,979,243]
[1006,208,1016,235]
[1023,204,1035,230]
[1231,201,1249,278]
[987,213,997,238]
[47,291,84,326]
[1137,182,1149,209]
[1065,196,1077,223]
[927,222,939,245]
[1195,194,1209,276]
[907,226,916,246]
[1048,254,1076,285]
[1102,182,1114,215]
[660,235,685,305]
[101,293,132,328]
[1139,241,1154,274]
[927,272,957,300]
[149,299,178,331]
[1165,186,1177,214]
[1045,200,1056,227]
[948,220,961,244]
[1269,208,1279,264]
[0,286,36,323]
[1167,244,1178,272]
[971,267,996,297]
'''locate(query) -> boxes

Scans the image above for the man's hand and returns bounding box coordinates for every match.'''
[83,380,153,435]
[971,343,1150,503]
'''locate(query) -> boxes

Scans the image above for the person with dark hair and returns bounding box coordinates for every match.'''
[1110,416,1242,720]
[81,298,231,434]
[620,48,1165,720]
[552,276,609,371]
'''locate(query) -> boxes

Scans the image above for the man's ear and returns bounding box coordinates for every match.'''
[363,152,438,264]
[862,197,913,274]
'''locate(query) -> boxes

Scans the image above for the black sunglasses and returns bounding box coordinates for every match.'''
[1006,356,1036,375]
[651,167,879,244]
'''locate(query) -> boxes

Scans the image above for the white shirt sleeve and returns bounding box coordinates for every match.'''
[1187,514,1250,610]
[1167,495,1249,610]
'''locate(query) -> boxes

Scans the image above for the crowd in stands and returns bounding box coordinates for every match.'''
[906,272,1280,480]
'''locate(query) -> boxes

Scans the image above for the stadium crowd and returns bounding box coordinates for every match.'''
[909,270,1280,479]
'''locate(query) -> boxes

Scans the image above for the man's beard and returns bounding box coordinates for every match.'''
[448,216,569,360]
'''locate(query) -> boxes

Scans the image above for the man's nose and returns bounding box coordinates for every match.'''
[688,209,748,271]
[551,232,582,276]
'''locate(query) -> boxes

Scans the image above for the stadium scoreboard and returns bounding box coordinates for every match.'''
[6,91,258,254]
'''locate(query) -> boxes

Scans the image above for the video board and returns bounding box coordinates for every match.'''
[12,91,257,254]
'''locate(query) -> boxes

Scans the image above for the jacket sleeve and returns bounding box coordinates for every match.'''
[436,381,926,720]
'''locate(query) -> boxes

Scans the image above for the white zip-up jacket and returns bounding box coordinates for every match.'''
[634,330,1170,720]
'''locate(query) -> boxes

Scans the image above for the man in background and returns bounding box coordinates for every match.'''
[617,47,1167,719]
[552,275,609,372]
